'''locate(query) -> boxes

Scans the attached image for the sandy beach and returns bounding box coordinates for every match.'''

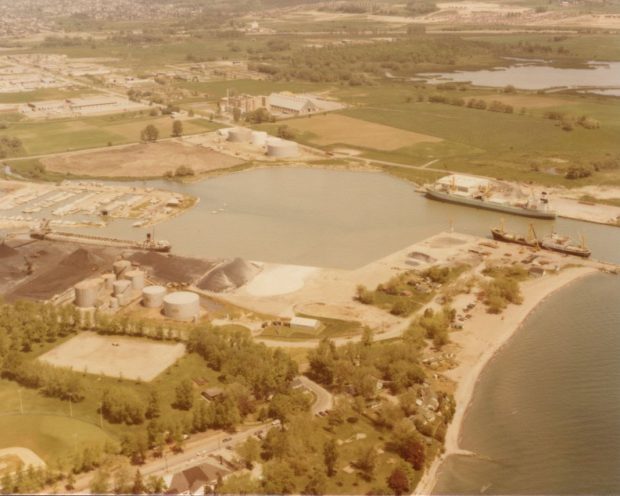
[414,265,597,495]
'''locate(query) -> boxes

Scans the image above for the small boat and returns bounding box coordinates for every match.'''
[491,220,539,248]
[540,232,591,258]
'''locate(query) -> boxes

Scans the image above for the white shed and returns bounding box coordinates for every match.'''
[290,316,321,331]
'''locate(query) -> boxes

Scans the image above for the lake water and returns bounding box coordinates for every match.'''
[68,167,620,268]
[433,273,620,494]
[419,60,620,90]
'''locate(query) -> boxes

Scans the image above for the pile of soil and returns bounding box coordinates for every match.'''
[0,244,18,258]
[129,252,215,284]
[198,258,261,293]
[408,251,436,263]
[10,248,110,301]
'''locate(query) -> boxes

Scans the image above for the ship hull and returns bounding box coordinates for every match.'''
[540,243,590,258]
[491,229,538,247]
[426,189,556,219]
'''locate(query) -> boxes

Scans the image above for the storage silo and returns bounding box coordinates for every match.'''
[142,285,166,308]
[251,130,268,146]
[227,127,252,143]
[163,291,200,321]
[112,279,131,297]
[266,138,299,158]
[102,273,116,291]
[124,269,145,291]
[74,278,103,308]
[113,260,132,277]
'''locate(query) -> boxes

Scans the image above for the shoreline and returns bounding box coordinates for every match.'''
[414,266,598,495]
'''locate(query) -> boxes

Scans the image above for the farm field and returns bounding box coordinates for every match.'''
[38,332,186,381]
[281,114,442,150]
[42,140,244,178]
[179,79,335,99]
[326,84,620,187]
[1,113,219,157]
[0,88,89,104]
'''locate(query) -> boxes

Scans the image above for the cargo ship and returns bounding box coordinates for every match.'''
[540,232,591,258]
[491,221,539,248]
[425,174,556,219]
[490,222,591,258]
[30,220,171,252]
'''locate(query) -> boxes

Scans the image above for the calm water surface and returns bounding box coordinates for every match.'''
[434,274,620,494]
[420,61,620,90]
[68,167,620,268]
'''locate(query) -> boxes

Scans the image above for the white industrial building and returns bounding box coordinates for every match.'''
[267,93,318,116]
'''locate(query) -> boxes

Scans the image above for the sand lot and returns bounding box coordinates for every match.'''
[39,332,185,381]
[0,448,45,475]
[285,114,442,150]
[42,141,244,178]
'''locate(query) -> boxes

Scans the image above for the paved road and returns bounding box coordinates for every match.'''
[298,376,334,414]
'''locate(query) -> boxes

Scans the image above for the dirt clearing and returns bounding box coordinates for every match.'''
[285,114,442,150]
[42,141,244,178]
[38,332,185,381]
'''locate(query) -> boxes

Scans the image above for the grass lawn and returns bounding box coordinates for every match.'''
[0,414,113,465]
[0,88,89,105]
[0,113,220,157]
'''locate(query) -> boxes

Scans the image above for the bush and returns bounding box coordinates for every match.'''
[277,125,296,140]
[565,166,592,179]
[175,165,195,177]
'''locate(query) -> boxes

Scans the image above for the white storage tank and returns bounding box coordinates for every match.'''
[112,279,131,297]
[163,291,200,321]
[227,127,252,143]
[266,138,299,158]
[142,285,166,308]
[113,260,132,277]
[109,297,119,310]
[74,278,103,308]
[217,128,231,139]
[124,269,145,291]
[251,131,268,146]
[102,273,116,290]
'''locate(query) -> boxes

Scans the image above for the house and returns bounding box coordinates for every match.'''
[290,316,321,332]
[166,462,231,495]
[267,93,318,116]
[201,387,224,401]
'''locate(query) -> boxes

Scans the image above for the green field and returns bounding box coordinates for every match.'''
[0,349,224,463]
[1,113,219,157]
[0,88,89,105]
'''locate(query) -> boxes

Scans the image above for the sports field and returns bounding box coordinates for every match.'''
[43,140,244,178]
[38,332,186,381]
[283,113,442,150]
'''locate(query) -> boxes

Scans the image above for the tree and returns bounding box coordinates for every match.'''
[132,469,146,494]
[237,437,261,469]
[323,439,338,477]
[140,124,159,142]
[146,391,160,419]
[172,120,183,137]
[174,379,194,410]
[65,472,75,491]
[146,475,166,494]
[262,460,296,494]
[397,432,426,471]
[355,445,377,481]
[277,125,296,140]
[387,467,410,495]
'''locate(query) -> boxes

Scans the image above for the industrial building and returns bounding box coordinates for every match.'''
[266,92,319,116]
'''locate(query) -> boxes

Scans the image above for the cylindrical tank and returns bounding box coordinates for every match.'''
[74,278,103,308]
[142,285,166,308]
[109,297,119,310]
[227,127,252,143]
[217,128,230,139]
[112,279,131,297]
[266,138,298,158]
[124,269,145,291]
[251,130,267,146]
[163,291,200,321]
[113,260,132,277]
[102,273,116,290]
